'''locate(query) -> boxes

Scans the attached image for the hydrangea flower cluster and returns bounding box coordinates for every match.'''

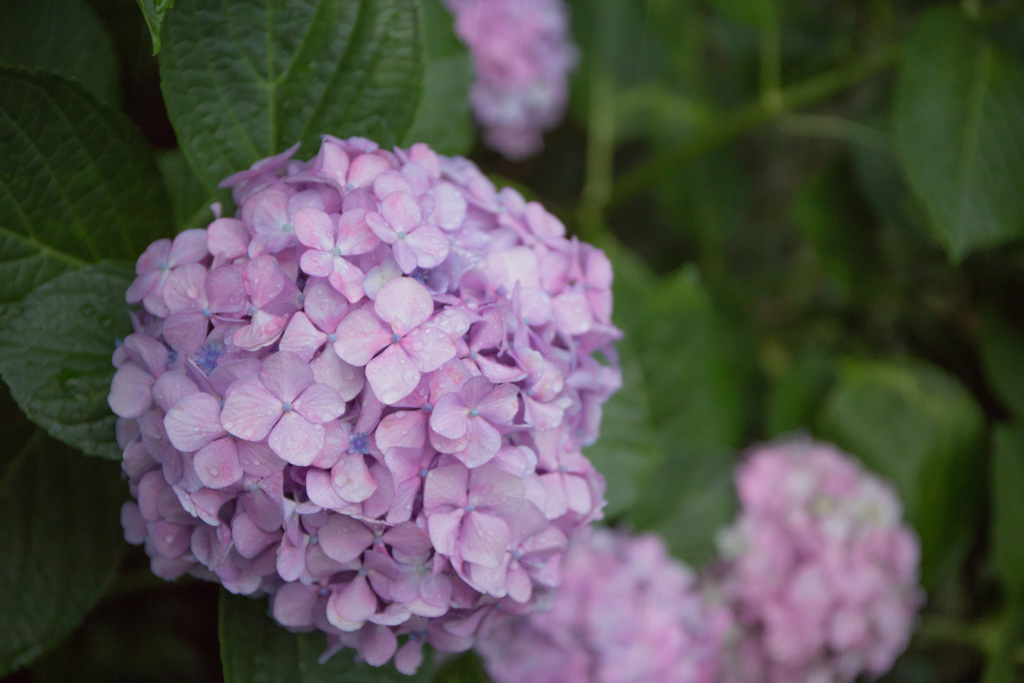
[108,135,620,671]
[714,439,924,682]
[443,0,576,160]
[475,528,731,683]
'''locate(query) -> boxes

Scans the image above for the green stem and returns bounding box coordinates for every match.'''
[577,69,616,243]
[609,44,900,209]
[757,0,782,106]
[777,113,890,154]
[917,615,998,653]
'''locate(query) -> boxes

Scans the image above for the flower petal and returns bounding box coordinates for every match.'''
[221,381,281,441]
[293,206,335,250]
[294,383,345,423]
[406,224,449,268]
[430,392,468,440]
[374,277,434,336]
[401,326,456,373]
[333,309,391,366]
[279,312,328,362]
[423,463,469,512]
[366,343,421,405]
[459,512,509,568]
[268,411,326,466]
[260,350,315,403]
[193,437,244,489]
[319,515,374,563]
[336,208,380,255]
[164,392,225,452]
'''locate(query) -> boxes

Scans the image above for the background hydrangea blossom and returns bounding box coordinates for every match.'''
[714,439,925,682]
[475,527,731,683]
[109,135,621,671]
[443,0,577,160]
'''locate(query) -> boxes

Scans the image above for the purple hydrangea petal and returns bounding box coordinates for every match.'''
[163,392,225,452]
[221,381,282,441]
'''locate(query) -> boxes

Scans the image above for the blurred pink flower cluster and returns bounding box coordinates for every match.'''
[444,0,576,160]
[476,528,731,683]
[715,439,925,682]
[108,136,620,671]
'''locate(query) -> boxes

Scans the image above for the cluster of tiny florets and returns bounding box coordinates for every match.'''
[109,136,620,671]
[475,528,732,683]
[443,0,576,160]
[714,439,924,682]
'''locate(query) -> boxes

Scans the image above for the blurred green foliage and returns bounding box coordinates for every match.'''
[1,0,1024,681]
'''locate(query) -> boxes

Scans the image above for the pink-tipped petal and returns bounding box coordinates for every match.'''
[327,256,366,303]
[293,207,335,250]
[347,153,391,189]
[380,192,423,233]
[299,249,335,278]
[336,209,380,254]
[333,309,391,366]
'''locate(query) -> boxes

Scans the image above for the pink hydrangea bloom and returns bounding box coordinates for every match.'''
[714,439,925,682]
[476,528,731,683]
[444,0,577,160]
[108,136,621,672]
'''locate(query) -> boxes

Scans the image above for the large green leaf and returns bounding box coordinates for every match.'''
[583,337,661,517]
[0,0,119,106]
[158,149,226,233]
[137,0,175,54]
[764,351,836,439]
[820,358,986,588]
[598,245,747,554]
[220,592,429,683]
[0,431,126,675]
[430,651,488,683]
[631,266,753,451]
[631,447,737,566]
[401,0,473,155]
[893,8,1024,259]
[0,264,134,460]
[160,0,423,192]
[0,68,171,310]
